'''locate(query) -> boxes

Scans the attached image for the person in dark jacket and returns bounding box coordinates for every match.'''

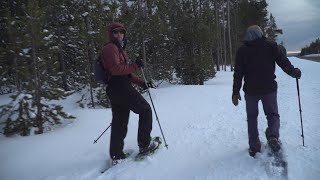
[101,22,158,164]
[232,25,301,157]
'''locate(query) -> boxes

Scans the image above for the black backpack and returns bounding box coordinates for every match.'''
[94,54,108,84]
[94,43,124,84]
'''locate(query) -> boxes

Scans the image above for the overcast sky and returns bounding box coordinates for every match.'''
[266,0,320,52]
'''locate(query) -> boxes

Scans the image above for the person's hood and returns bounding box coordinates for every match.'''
[244,25,264,42]
[244,36,266,46]
[107,22,126,47]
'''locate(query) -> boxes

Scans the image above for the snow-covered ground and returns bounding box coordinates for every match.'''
[303,54,320,57]
[0,57,319,180]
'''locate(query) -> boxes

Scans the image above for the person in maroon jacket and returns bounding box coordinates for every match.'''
[101,22,158,165]
[232,25,301,157]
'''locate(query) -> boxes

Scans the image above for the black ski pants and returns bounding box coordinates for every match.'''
[106,84,152,160]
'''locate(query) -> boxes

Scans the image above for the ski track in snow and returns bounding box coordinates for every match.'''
[0,57,319,180]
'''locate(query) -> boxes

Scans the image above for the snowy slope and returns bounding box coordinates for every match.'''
[0,57,319,180]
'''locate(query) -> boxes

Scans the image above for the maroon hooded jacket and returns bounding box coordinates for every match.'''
[101,22,144,86]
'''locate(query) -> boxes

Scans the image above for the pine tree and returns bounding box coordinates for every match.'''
[0,0,28,94]
[72,0,114,108]
[43,0,80,91]
[173,0,215,85]
[236,0,268,31]
[0,0,282,136]
[300,38,320,56]
[1,0,75,136]
[265,13,279,41]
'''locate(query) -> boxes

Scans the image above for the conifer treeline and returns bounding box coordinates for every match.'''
[300,38,320,56]
[0,0,279,136]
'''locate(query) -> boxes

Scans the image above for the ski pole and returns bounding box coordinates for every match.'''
[93,123,111,144]
[140,67,168,149]
[296,78,305,146]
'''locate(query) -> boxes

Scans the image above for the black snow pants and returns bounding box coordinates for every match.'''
[106,76,152,160]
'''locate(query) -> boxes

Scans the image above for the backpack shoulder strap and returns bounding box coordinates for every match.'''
[113,42,126,62]
[100,42,126,63]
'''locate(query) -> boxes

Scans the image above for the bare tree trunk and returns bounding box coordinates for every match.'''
[199,46,204,85]
[7,15,21,91]
[57,28,68,91]
[191,22,196,85]
[222,0,227,71]
[232,0,239,69]
[210,47,215,72]
[13,56,20,91]
[142,37,147,69]
[31,21,43,134]
[227,0,233,71]
[196,0,204,85]
[138,0,146,66]
[138,0,152,81]
[84,14,95,108]
[214,0,220,71]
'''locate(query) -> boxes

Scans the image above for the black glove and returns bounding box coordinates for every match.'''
[290,68,301,79]
[135,59,144,68]
[232,93,241,106]
[142,81,155,90]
